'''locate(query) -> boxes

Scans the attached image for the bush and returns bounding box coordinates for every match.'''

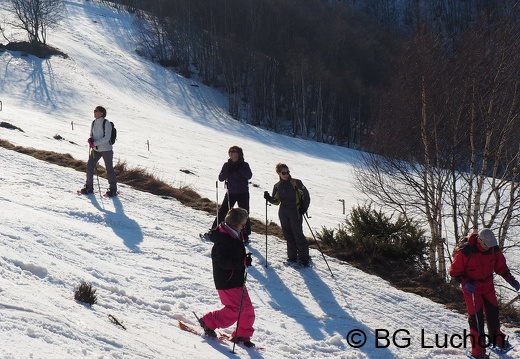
[318,204,429,270]
[74,282,97,306]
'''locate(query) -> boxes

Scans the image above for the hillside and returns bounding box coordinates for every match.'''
[0,1,518,358]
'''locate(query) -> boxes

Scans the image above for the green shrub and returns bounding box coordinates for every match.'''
[318,204,429,270]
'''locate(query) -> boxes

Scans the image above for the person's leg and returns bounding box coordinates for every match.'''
[462,291,486,357]
[236,193,251,236]
[202,287,243,330]
[482,289,505,347]
[211,194,230,229]
[288,211,309,263]
[101,150,117,192]
[85,151,102,189]
[279,209,297,261]
[231,289,255,340]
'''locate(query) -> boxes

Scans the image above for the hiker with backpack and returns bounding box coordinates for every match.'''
[198,207,256,348]
[449,228,519,359]
[264,163,311,267]
[205,146,252,243]
[80,106,118,197]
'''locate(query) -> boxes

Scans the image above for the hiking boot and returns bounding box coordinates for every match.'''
[494,338,512,351]
[472,354,490,359]
[197,317,216,337]
[298,258,311,267]
[285,258,298,266]
[232,337,255,347]
[80,187,94,194]
[105,189,117,197]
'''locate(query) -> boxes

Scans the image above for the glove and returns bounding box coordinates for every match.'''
[264,191,272,201]
[508,278,520,291]
[227,161,238,172]
[245,253,253,267]
[299,207,307,216]
[464,281,476,293]
[87,138,94,148]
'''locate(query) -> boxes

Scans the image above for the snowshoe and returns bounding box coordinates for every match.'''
[79,187,94,194]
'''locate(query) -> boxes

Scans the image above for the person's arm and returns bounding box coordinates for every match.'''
[238,161,252,180]
[218,162,229,182]
[495,249,520,290]
[449,249,467,284]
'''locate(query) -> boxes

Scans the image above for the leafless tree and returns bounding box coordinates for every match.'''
[357,4,520,277]
[5,0,64,46]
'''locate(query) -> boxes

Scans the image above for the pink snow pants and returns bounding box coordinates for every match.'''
[202,287,255,340]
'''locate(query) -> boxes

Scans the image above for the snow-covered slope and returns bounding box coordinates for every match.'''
[0,1,517,358]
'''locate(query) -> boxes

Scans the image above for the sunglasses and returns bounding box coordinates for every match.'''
[281,171,290,175]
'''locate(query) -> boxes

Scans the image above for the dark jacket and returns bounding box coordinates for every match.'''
[211,223,247,290]
[270,177,310,214]
[218,159,252,194]
[450,233,513,293]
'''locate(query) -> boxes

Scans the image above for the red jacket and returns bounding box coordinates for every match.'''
[450,233,513,291]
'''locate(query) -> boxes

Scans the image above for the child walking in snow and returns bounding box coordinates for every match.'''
[198,207,256,347]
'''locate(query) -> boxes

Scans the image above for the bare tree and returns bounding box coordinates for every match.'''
[356,5,520,277]
[5,0,64,46]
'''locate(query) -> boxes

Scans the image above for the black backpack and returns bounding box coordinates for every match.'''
[91,119,117,144]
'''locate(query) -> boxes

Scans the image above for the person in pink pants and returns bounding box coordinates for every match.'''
[198,208,256,347]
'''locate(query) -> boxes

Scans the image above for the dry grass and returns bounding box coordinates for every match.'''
[0,137,286,239]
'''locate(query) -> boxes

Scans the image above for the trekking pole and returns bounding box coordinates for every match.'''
[471,292,483,351]
[225,180,231,210]
[303,214,334,277]
[89,148,102,198]
[265,199,268,268]
[231,264,249,354]
[95,165,102,198]
[215,180,219,227]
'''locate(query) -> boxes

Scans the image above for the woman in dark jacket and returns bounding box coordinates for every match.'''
[449,229,519,359]
[264,163,310,266]
[209,146,253,241]
[199,208,256,347]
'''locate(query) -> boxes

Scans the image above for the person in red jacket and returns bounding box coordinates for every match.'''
[450,228,519,359]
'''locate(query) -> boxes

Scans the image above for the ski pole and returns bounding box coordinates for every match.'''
[265,199,268,268]
[303,214,334,277]
[225,180,231,210]
[215,180,219,227]
[231,264,249,354]
[95,164,102,199]
[471,292,483,351]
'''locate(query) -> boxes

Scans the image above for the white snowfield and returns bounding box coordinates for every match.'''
[0,1,517,358]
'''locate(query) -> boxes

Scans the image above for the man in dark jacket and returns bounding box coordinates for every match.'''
[264,163,310,266]
[450,228,519,359]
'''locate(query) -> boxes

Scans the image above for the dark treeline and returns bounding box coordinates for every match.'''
[101,0,519,153]
[103,0,397,147]
[370,1,520,172]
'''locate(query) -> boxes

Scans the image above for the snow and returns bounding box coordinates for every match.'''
[0,1,517,358]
